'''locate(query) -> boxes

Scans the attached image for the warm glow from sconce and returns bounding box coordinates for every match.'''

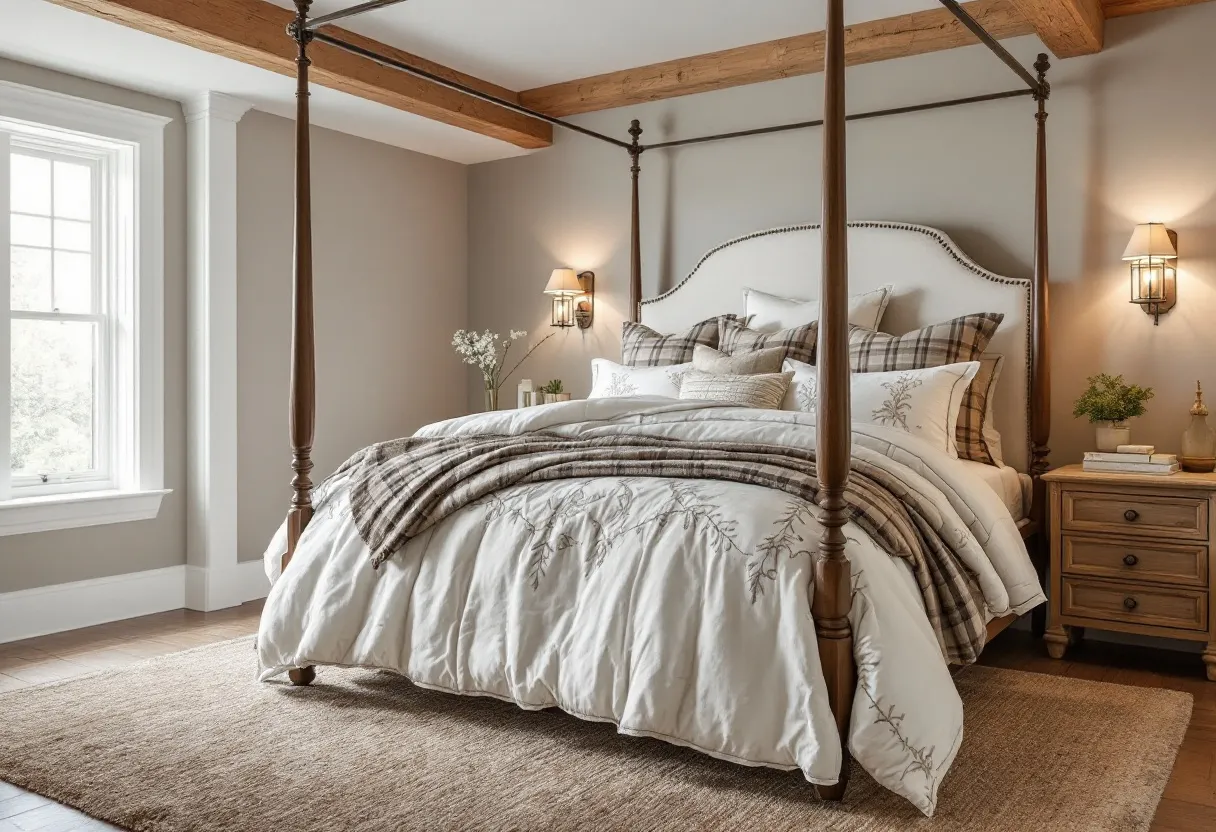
[1124,223,1178,326]
[543,268,595,329]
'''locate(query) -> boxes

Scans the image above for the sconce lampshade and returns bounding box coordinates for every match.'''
[544,268,583,296]
[1123,223,1178,261]
[1124,223,1178,326]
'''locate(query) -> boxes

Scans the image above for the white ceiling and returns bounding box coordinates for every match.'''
[283,0,945,90]
[0,0,529,164]
[1,0,946,165]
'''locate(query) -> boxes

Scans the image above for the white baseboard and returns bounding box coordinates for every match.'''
[184,560,269,612]
[0,561,270,644]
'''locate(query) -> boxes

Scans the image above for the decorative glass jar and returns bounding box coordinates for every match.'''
[1181,382,1216,472]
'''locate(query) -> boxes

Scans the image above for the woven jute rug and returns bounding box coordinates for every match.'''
[0,637,1191,832]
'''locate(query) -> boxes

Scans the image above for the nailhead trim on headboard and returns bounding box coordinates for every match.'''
[640,221,1034,472]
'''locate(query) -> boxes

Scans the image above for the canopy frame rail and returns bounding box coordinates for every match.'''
[938,0,1046,96]
[307,30,632,150]
[304,0,414,30]
[645,88,1034,151]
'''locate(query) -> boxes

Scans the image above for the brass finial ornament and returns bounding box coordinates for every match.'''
[1181,381,1216,472]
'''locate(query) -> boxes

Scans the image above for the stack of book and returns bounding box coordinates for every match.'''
[1082,445,1179,475]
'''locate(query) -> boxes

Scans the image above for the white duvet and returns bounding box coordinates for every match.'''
[258,398,1044,816]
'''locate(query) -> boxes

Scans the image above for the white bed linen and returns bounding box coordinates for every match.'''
[957,460,1031,521]
[257,399,1044,817]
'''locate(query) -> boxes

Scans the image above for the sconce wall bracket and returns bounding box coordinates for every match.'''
[574,271,594,329]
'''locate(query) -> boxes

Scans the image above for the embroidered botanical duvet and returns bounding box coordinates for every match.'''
[257,398,1044,816]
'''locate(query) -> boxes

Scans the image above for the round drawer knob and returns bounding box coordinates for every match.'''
[1124,509,1140,522]
[1123,554,1139,567]
[1124,597,1139,611]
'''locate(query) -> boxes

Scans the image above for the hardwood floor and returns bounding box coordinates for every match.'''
[1,607,1214,830]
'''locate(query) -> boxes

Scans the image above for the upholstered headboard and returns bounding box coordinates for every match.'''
[640,222,1032,473]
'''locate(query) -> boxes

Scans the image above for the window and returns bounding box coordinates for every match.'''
[9,147,107,493]
[0,80,168,535]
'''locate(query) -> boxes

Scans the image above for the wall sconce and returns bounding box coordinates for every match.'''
[544,268,594,329]
[1123,223,1178,326]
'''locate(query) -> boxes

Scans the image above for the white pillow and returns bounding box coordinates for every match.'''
[692,344,786,375]
[783,358,980,458]
[589,358,691,399]
[743,285,892,333]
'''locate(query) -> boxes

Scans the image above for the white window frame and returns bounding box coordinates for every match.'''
[0,80,170,536]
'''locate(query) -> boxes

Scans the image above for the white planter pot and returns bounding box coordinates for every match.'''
[1095,423,1131,452]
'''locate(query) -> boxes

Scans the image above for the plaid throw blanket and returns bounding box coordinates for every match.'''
[332,433,988,663]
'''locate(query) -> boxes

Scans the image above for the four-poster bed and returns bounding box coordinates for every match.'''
[266,0,1053,809]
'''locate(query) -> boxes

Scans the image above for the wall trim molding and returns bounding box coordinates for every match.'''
[0,562,269,645]
[186,91,252,612]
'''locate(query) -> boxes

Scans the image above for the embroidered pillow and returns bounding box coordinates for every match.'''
[589,358,691,399]
[743,285,893,333]
[849,312,1004,464]
[719,317,818,365]
[955,354,1005,466]
[783,358,980,458]
[692,344,786,375]
[621,315,735,367]
[679,370,793,410]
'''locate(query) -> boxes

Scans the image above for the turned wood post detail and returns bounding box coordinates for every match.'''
[1029,53,1051,528]
[811,0,855,802]
[283,0,316,572]
[628,120,643,324]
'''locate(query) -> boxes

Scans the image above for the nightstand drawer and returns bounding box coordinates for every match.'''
[1062,577,1208,632]
[1062,535,1208,587]
[1061,490,1208,541]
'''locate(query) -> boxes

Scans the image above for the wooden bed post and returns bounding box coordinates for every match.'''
[628,120,643,323]
[812,0,855,802]
[1029,54,1052,524]
[284,0,317,688]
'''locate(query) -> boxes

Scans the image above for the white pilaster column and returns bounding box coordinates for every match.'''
[185,92,253,611]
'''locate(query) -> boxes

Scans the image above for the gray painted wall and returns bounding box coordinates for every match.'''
[0,59,187,594]
[0,65,469,588]
[467,3,1216,469]
[236,111,468,561]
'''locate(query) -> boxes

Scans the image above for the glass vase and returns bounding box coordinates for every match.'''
[484,386,498,412]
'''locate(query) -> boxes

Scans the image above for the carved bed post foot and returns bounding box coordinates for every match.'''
[1044,626,1069,660]
[816,780,847,802]
[288,666,316,686]
[1203,645,1216,682]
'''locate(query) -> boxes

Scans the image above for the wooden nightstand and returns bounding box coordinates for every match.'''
[1043,464,1216,680]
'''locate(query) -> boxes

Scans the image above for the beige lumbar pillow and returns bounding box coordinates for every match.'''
[679,370,793,409]
[692,344,786,376]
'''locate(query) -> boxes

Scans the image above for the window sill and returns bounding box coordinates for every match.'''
[0,488,171,537]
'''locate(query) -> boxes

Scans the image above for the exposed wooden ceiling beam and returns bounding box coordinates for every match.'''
[1008,0,1104,56]
[43,0,552,149]
[521,0,1212,118]
[520,0,1035,118]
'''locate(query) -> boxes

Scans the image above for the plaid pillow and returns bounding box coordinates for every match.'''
[621,316,734,367]
[849,312,1004,465]
[955,354,1004,466]
[719,317,818,365]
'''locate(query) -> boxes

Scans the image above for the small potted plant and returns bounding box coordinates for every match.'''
[540,379,570,404]
[1072,373,1154,451]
